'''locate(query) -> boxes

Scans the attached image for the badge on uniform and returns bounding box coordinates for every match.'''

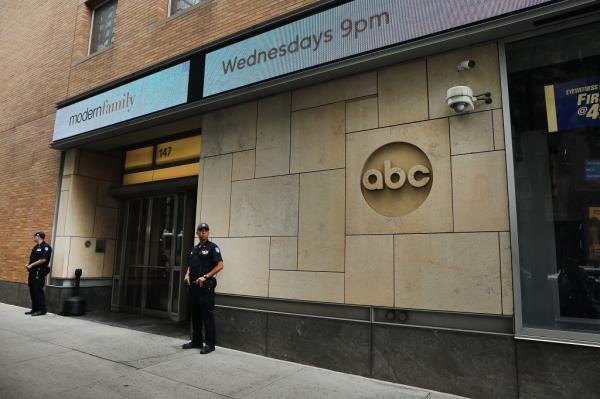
[36,248,41,252]
[201,249,209,255]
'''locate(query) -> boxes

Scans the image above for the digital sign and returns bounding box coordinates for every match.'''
[53,61,190,142]
[203,0,553,97]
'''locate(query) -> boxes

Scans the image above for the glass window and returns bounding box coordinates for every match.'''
[506,24,600,339]
[170,0,204,16]
[148,196,175,268]
[89,0,117,54]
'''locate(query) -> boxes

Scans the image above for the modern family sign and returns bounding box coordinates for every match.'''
[52,61,190,142]
[202,0,553,97]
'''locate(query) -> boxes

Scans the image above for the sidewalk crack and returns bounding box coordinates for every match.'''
[238,366,308,398]
[139,368,234,399]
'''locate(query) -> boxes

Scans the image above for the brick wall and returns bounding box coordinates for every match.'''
[0,0,77,132]
[0,0,76,283]
[68,0,319,97]
[0,0,320,283]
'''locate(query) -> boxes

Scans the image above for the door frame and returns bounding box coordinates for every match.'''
[112,190,196,321]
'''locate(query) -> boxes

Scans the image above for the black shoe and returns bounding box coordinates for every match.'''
[31,311,46,316]
[182,341,201,349]
[200,345,215,354]
[25,310,33,315]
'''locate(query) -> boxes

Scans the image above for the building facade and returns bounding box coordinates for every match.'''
[1,1,600,398]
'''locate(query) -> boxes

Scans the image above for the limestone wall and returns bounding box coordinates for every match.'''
[52,149,121,279]
[198,42,513,315]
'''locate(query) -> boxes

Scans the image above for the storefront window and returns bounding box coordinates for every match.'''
[506,24,600,340]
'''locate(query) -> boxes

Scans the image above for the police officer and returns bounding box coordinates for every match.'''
[182,223,224,354]
[25,231,52,316]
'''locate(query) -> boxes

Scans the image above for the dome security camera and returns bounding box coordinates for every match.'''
[457,59,476,72]
[446,86,475,113]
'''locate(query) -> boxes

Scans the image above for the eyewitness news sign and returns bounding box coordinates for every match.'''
[53,62,190,142]
[203,0,553,97]
[545,77,600,133]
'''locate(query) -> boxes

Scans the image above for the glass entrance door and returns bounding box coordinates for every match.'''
[118,192,195,320]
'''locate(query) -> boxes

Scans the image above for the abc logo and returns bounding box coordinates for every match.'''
[362,161,431,190]
[361,142,433,217]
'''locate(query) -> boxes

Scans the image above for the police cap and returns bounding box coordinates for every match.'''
[197,223,210,231]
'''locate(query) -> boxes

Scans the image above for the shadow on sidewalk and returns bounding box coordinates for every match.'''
[78,310,190,341]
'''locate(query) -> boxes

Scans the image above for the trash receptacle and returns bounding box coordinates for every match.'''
[63,268,86,316]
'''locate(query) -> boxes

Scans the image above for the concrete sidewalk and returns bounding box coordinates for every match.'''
[0,303,465,399]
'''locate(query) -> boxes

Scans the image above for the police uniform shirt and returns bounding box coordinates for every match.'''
[188,240,222,281]
[29,242,52,271]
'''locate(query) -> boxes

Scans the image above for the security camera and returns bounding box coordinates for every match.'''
[457,59,476,72]
[446,86,493,113]
[447,86,475,113]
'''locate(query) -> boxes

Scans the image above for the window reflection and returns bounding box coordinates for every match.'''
[148,196,175,267]
[170,0,204,16]
[90,0,117,54]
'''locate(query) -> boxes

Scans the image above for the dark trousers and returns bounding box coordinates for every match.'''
[28,270,46,312]
[189,285,216,347]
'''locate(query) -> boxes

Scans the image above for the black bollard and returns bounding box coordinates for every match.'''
[63,268,86,316]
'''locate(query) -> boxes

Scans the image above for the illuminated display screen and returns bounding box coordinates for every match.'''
[53,61,190,142]
[203,0,553,97]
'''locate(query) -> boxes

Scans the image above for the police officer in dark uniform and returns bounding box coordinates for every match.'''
[25,231,52,316]
[182,223,224,354]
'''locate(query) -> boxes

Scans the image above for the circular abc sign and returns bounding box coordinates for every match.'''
[361,142,433,217]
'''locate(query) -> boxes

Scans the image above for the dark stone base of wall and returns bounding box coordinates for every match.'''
[46,285,111,314]
[371,324,518,398]
[516,339,600,399]
[0,280,111,314]
[0,280,32,309]
[215,306,600,399]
